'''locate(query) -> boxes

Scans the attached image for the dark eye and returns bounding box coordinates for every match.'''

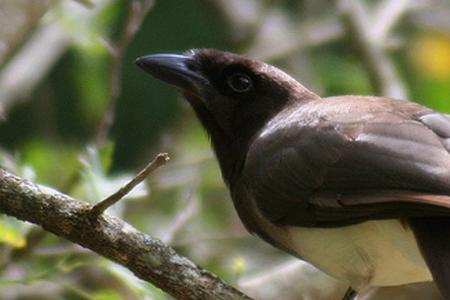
[227,73,253,93]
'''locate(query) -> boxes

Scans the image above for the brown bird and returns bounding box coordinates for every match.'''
[135,49,450,300]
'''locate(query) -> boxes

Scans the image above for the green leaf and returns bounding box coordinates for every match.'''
[99,140,115,171]
[92,290,122,300]
[20,140,80,188]
[413,78,450,113]
[70,0,95,8]
[0,216,27,248]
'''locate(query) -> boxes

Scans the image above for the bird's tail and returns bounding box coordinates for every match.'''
[410,217,450,299]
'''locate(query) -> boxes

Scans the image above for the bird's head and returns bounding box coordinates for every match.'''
[135,49,319,183]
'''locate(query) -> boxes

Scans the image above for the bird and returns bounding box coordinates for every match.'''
[135,49,450,300]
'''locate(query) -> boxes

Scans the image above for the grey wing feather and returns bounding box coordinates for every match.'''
[420,112,450,150]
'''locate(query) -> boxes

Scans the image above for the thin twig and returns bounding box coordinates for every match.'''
[371,0,411,44]
[339,0,408,99]
[95,0,155,146]
[245,18,344,62]
[90,153,170,217]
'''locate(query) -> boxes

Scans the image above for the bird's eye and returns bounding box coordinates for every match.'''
[227,73,253,93]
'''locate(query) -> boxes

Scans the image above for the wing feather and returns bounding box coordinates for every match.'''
[241,97,450,227]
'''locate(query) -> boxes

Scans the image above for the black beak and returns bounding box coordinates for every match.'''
[135,54,206,92]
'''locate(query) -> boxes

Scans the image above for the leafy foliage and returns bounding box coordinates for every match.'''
[0,0,449,299]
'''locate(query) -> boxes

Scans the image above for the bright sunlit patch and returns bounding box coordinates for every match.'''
[410,33,450,78]
[231,255,247,275]
[0,223,26,248]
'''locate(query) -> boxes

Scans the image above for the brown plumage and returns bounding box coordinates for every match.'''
[136,49,450,299]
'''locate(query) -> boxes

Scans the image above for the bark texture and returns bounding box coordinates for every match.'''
[0,168,252,300]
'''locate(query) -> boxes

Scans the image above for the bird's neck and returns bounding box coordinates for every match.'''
[209,132,250,187]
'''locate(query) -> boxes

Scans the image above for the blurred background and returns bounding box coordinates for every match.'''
[0,0,449,299]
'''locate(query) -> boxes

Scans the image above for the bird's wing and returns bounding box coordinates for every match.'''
[242,97,450,227]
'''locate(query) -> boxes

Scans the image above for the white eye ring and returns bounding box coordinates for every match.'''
[227,73,253,93]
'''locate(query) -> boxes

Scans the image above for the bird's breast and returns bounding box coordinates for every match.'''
[284,219,432,291]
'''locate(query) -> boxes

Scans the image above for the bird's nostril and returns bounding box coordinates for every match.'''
[134,57,144,66]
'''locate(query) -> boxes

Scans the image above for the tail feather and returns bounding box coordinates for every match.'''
[410,217,450,299]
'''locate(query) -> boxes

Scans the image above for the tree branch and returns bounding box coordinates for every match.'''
[0,168,252,300]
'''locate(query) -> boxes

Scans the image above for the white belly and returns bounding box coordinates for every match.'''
[285,220,432,291]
